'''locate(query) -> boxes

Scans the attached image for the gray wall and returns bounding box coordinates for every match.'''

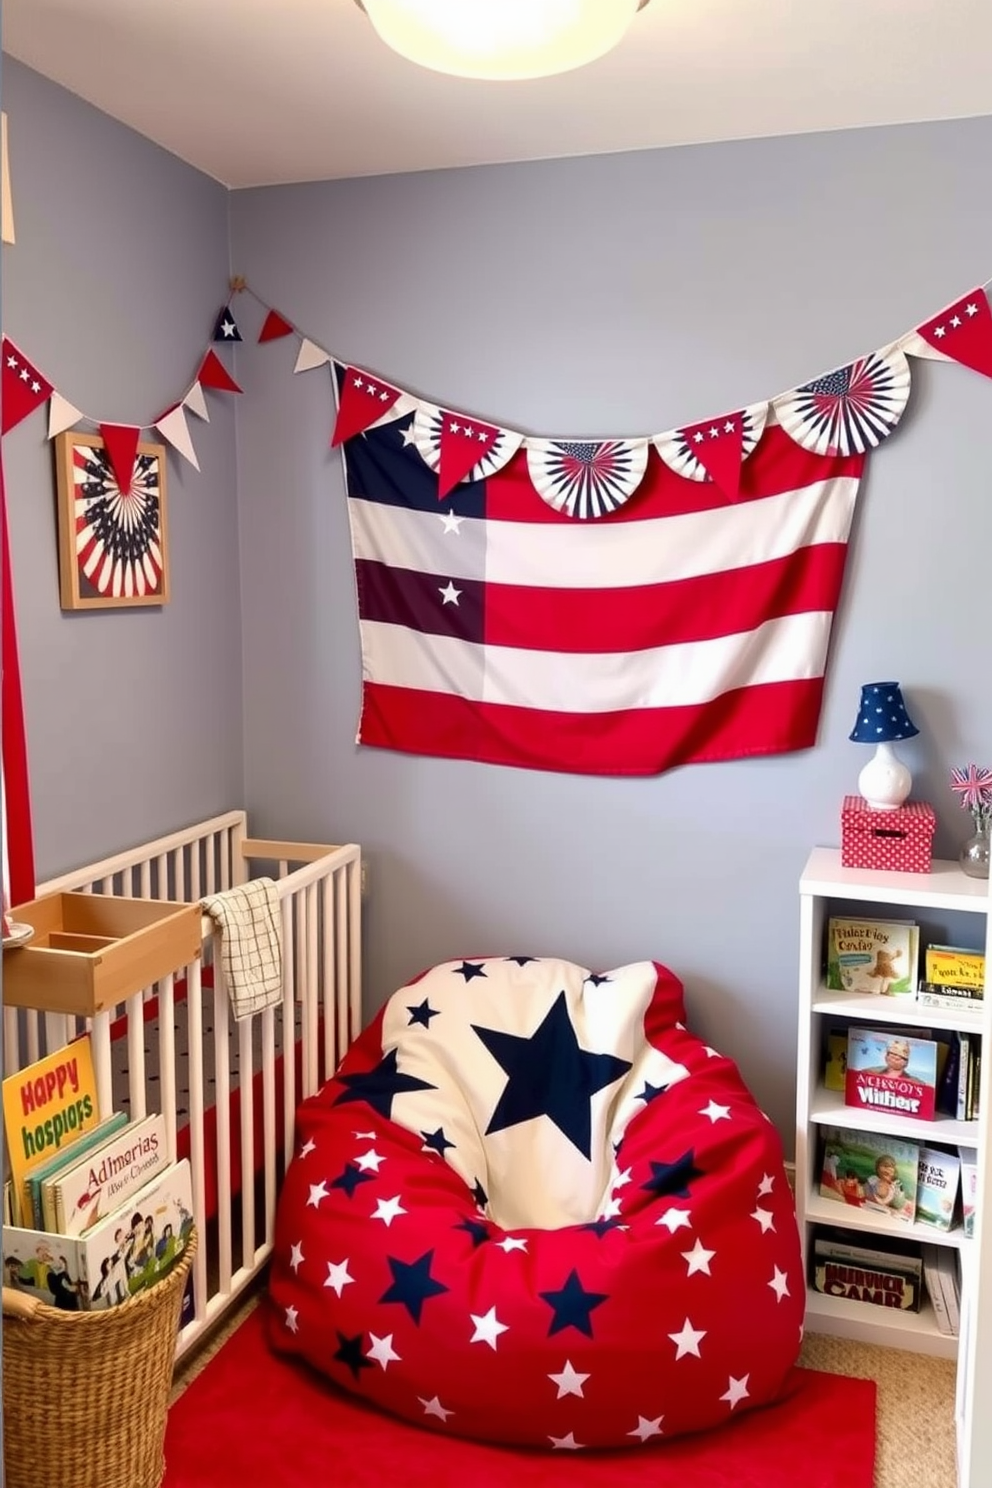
[229,119,992,1142]
[2,59,244,874]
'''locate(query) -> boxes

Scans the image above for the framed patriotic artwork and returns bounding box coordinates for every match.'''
[54,431,170,610]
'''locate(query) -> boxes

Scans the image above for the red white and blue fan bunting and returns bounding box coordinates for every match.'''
[412,401,523,497]
[772,346,910,457]
[653,401,768,501]
[70,438,165,600]
[526,438,649,519]
[898,288,992,380]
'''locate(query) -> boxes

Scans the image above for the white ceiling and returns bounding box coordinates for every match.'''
[4,0,992,189]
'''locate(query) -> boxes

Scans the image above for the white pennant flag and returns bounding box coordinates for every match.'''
[294,338,331,374]
[156,404,200,471]
[47,391,83,439]
[183,382,210,422]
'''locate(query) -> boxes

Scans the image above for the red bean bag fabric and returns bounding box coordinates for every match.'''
[268,957,804,1449]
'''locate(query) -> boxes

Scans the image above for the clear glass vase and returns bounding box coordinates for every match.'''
[960,819,992,879]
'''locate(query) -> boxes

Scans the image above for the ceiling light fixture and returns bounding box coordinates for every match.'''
[354,0,651,82]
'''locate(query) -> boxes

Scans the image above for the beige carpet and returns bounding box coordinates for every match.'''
[171,1290,959,1487]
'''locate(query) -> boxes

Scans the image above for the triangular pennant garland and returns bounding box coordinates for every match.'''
[331,365,403,446]
[47,391,83,440]
[412,402,523,491]
[259,309,294,343]
[654,403,768,501]
[183,382,210,422]
[900,288,992,380]
[294,338,332,375]
[155,404,200,471]
[436,410,507,499]
[213,306,243,343]
[197,349,243,395]
[99,423,141,498]
[1,338,53,435]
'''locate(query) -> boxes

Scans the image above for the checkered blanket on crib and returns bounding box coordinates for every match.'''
[200,878,283,1021]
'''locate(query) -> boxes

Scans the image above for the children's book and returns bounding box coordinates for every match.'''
[924,946,985,991]
[2,1158,194,1312]
[915,1146,960,1232]
[824,1030,848,1092]
[1,1035,101,1226]
[826,917,919,997]
[27,1111,129,1230]
[46,1111,169,1235]
[819,1125,919,1223]
[811,1229,923,1311]
[959,1146,978,1238]
[845,1026,939,1121]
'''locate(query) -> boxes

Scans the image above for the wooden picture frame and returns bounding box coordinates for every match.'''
[54,431,170,610]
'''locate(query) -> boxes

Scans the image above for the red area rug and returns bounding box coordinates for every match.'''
[163,1305,876,1488]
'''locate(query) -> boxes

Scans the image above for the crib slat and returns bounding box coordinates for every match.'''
[185,956,208,1328]
[125,988,148,1122]
[238,1014,255,1270]
[212,938,233,1298]
[158,973,178,1163]
[261,1006,277,1246]
[3,1006,21,1076]
[281,892,296,1170]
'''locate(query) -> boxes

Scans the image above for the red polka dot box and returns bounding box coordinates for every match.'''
[840,795,936,874]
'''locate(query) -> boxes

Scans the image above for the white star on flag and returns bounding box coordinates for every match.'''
[289,1242,305,1273]
[299,1139,316,1158]
[629,1416,664,1442]
[757,1173,775,1196]
[549,1432,584,1450]
[355,1149,385,1172]
[353,1130,377,1140]
[371,1195,407,1226]
[367,1332,401,1369]
[284,1305,299,1333]
[439,582,461,606]
[668,1318,706,1359]
[439,512,464,534]
[324,1259,354,1297]
[548,1360,589,1398]
[469,1306,509,1349]
[721,1374,750,1409]
[769,1266,791,1301]
[656,1208,693,1233]
[497,1236,528,1253]
[306,1180,329,1208]
[420,1396,453,1422]
[751,1206,776,1233]
[682,1238,715,1276]
[699,1100,731,1123]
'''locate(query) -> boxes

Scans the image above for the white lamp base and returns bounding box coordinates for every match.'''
[858,741,912,811]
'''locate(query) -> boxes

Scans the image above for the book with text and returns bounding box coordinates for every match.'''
[28,1111,129,1230]
[46,1111,169,1235]
[826,917,919,997]
[1,1035,101,1226]
[915,1145,960,1231]
[845,1026,938,1122]
[819,1125,919,1223]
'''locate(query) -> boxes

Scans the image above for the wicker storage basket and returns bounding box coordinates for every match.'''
[2,1229,197,1488]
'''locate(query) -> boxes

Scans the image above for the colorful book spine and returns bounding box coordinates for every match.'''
[924,946,985,990]
[29,1111,129,1230]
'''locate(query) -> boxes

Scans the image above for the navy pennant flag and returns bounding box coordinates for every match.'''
[339,385,864,777]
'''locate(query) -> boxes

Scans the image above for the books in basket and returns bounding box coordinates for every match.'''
[826,917,919,997]
[43,1111,169,1236]
[845,1026,939,1121]
[27,1111,129,1230]
[2,1157,194,1311]
[819,1125,919,1223]
[1,1034,101,1226]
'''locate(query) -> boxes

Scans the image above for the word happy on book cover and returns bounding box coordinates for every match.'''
[845,1027,938,1121]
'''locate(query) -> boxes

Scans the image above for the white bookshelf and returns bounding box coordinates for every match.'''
[795,849,992,1486]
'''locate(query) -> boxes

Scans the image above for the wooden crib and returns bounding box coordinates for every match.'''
[2,810,362,1357]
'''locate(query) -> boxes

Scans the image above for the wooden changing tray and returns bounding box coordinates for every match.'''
[2,892,202,1016]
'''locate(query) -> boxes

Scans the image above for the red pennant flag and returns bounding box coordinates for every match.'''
[332,366,402,447]
[2,338,53,435]
[437,411,502,499]
[676,413,746,501]
[914,289,992,379]
[1,457,35,905]
[197,349,243,394]
[99,423,141,500]
[258,309,294,343]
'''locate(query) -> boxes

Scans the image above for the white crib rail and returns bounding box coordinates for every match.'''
[2,813,362,1359]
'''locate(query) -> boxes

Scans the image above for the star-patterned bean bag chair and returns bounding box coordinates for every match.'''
[268,957,804,1450]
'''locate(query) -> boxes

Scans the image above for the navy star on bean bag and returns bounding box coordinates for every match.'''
[268,957,804,1449]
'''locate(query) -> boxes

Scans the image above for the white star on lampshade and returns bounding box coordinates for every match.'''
[288,1242,305,1273]
[306,1180,329,1208]
[549,1432,584,1450]
[324,1259,355,1297]
[371,1194,407,1226]
[628,1415,664,1442]
[355,1148,385,1172]
[469,1306,509,1349]
[757,1174,775,1196]
[769,1266,791,1301]
[367,1332,402,1370]
[721,1374,750,1409]
[284,1305,299,1333]
[668,1318,706,1359]
[751,1206,776,1233]
[299,1138,316,1158]
[681,1239,715,1276]
[655,1208,693,1233]
[548,1360,589,1398]
[420,1396,453,1422]
[699,1100,731,1124]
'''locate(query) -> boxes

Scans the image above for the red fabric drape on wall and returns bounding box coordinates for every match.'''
[1,455,36,906]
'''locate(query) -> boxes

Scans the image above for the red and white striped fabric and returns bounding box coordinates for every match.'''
[340,403,863,776]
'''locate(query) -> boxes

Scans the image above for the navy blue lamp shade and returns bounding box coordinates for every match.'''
[849,682,919,745]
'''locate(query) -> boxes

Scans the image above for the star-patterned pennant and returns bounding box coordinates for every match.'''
[900,288,992,380]
[332,365,404,447]
[436,410,508,499]
[2,338,53,435]
[197,349,243,395]
[653,403,768,501]
[258,308,294,343]
[212,305,243,343]
[98,423,141,501]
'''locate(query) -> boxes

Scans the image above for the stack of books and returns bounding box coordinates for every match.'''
[917,945,985,1013]
[2,1034,194,1313]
